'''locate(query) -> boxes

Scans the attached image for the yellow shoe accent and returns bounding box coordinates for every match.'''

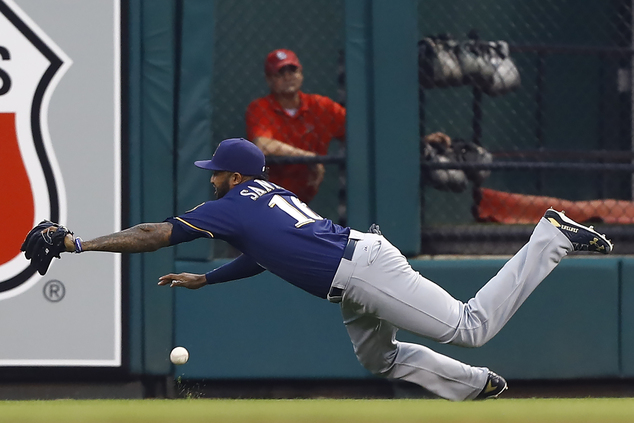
[548,217,561,227]
[483,381,497,394]
[589,238,605,251]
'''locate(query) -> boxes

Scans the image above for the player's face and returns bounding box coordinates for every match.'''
[210,171,232,199]
[266,65,303,95]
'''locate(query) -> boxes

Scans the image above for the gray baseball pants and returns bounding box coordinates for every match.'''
[328,218,572,401]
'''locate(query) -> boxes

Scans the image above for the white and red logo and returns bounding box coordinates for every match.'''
[0,0,70,298]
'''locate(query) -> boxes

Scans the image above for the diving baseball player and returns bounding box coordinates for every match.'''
[21,138,613,401]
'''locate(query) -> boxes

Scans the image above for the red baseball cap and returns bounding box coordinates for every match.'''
[265,49,302,75]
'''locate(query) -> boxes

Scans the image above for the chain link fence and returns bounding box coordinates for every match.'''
[212,0,345,219]
[209,0,344,258]
[209,0,634,257]
[418,0,634,254]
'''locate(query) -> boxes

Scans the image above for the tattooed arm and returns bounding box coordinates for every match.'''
[64,222,173,253]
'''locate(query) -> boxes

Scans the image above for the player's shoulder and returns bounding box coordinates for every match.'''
[184,202,207,213]
[180,198,225,216]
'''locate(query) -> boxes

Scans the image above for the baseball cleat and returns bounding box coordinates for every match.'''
[544,208,613,254]
[475,371,508,400]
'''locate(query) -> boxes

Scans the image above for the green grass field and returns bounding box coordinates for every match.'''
[1,398,634,423]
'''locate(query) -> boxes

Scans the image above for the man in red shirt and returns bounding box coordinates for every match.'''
[246,49,346,203]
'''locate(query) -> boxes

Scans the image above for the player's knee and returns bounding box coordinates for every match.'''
[444,319,492,348]
[448,308,494,348]
[464,337,488,348]
[356,355,394,376]
[354,346,397,376]
[449,329,491,348]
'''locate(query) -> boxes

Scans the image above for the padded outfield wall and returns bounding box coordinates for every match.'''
[127,0,633,383]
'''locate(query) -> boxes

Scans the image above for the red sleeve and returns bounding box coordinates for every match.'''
[323,97,346,140]
[246,99,275,140]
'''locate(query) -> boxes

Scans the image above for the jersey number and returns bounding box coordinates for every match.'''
[268,195,323,227]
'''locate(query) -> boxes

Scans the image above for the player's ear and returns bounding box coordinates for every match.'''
[229,172,244,187]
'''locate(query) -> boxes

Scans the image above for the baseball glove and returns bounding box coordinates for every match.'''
[21,220,73,275]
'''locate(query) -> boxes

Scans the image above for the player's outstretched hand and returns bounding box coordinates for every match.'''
[158,272,206,289]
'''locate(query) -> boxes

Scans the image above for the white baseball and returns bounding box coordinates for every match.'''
[170,346,189,365]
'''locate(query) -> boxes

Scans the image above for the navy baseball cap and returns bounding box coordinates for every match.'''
[194,138,266,176]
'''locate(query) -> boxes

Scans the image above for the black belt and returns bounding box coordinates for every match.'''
[329,225,380,302]
[329,237,358,301]
[342,237,358,261]
[329,287,344,298]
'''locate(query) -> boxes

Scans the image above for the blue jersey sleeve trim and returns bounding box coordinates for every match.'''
[174,216,215,238]
[165,216,212,245]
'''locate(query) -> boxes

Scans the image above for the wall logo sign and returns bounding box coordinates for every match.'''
[42,279,65,302]
[0,0,70,297]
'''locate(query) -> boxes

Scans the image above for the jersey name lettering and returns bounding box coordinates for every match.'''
[240,179,278,201]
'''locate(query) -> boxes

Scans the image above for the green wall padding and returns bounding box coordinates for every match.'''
[175,0,215,261]
[127,0,177,375]
[173,261,368,379]
[173,257,620,380]
[620,258,634,377]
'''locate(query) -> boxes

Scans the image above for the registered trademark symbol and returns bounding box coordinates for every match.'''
[43,279,65,302]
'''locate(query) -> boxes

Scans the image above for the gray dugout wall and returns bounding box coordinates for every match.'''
[128,0,631,382]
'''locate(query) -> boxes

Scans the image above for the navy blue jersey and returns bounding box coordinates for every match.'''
[167,179,350,298]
